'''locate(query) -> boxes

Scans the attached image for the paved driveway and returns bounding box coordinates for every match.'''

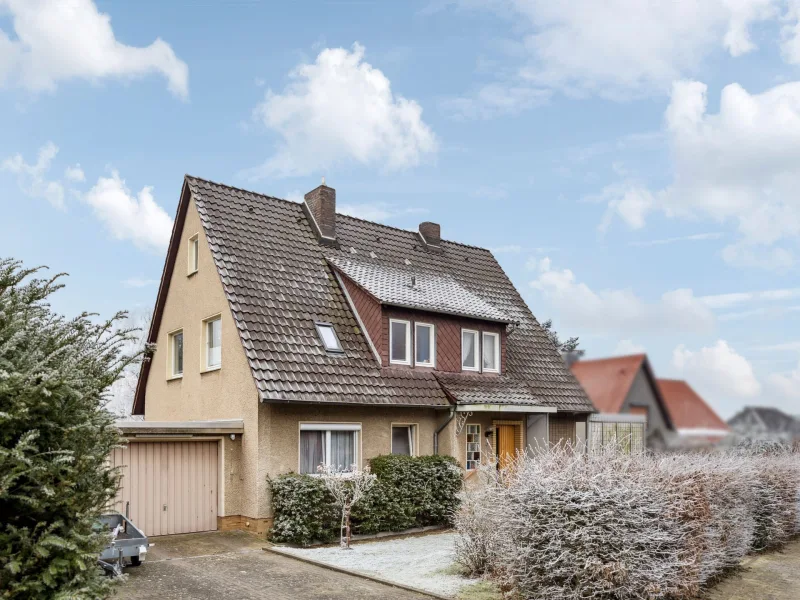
[114,530,429,600]
[706,538,800,600]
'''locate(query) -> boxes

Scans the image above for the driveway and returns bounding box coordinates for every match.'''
[114,530,430,600]
[706,538,800,600]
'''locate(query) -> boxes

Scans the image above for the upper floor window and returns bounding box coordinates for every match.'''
[414,323,435,367]
[204,316,221,370]
[482,332,500,373]
[169,330,183,378]
[461,329,479,371]
[390,319,411,365]
[188,234,199,275]
[315,322,343,353]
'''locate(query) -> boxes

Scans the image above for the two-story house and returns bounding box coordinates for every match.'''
[122,176,594,536]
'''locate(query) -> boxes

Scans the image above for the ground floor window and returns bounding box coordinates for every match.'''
[391,424,416,455]
[299,424,360,474]
[466,424,481,470]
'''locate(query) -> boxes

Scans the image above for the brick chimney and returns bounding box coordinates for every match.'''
[304,179,336,242]
[419,221,441,247]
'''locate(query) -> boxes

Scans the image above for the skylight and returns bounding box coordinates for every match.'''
[315,322,343,353]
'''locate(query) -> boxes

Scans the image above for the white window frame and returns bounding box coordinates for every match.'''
[466,424,481,470]
[299,423,361,474]
[202,314,222,372]
[482,332,500,373]
[414,322,436,368]
[461,328,480,372]
[390,423,418,456]
[315,321,344,354]
[188,233,199,275]
[389,319,411,365]
[167,328,184,379]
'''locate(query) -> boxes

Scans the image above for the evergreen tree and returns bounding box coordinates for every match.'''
[541,318,585,367]
[0,259,137,599]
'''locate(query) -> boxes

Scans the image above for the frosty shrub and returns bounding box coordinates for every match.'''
[455,443,800,600]
[317,465,376,548]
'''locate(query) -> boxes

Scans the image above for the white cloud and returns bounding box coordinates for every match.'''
[753,341,800,351]
[529,257,715,333]
[0,0,188,98]
[597,79,800,268]
[767,360,800,400]
[248,43,437,178]
[442,83,551,119]
[672,341,762,408]
[83,171,173,253]
[64,163,85,182]
[613,339,646,355]
[122,277,158,288]
[338,202,427,222]
[699,287,800,309]
[1,141,65,209]
[591,182,656,232]
[628,232,724,247]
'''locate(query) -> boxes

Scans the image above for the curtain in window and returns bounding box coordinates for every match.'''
[392,426,412,455]
[208,319,221,366]
[330,431,355,471]
[483,334,496,370]
[391,322,407,362]
[462,331,475,367]
[300,431,325,474]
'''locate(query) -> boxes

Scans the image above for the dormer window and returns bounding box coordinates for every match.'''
[461,329,479,372]
[316,322,343,353]
[390,319,411,365]
[414,323,435,367]
[188,234,199,275]
[483,332,500,373]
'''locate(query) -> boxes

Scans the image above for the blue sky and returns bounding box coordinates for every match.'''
[1,0,799,418]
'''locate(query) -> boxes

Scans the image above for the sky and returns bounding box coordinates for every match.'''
[1,0,799,419]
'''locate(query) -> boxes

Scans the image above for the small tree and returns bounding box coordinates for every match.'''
[317,465,376,549]
[0,259,137,598]
[540,319,585,366]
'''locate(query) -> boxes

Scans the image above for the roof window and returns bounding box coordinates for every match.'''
[315,322,344,353]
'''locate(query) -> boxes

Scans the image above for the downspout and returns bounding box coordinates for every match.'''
[434,407,456,455]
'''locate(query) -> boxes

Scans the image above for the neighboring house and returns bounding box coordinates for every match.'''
[570,354,674,449]
[119,176,594,537]
[656,379,729,447]
[728,406,800,443]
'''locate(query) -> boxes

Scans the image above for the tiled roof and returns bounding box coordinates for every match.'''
[728,406,800,435]
[434,372,544,405]
[179,176,593,411]
[570,354,646,413]
[327,256,510,322]
[657,379,728,433]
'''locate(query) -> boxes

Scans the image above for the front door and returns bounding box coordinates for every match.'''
[496,424,516,469]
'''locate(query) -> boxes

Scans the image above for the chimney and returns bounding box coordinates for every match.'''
[419,221,441,247]
[304,179,336,242]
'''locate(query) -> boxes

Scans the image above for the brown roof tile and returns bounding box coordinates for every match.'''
[657,379,729,432]
[570,354,646,413]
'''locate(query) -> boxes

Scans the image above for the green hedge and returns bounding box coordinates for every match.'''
[268,454,462,546]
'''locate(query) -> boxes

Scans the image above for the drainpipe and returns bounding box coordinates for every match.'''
[434,407,456,455]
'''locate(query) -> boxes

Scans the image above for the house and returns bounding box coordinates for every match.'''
[570,354,674,449]
[656,379,729,447]
[728,406,800,443]
[119,176,594,537]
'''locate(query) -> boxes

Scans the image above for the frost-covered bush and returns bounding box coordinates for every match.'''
[269,474,339,546]
[455,444,800,600]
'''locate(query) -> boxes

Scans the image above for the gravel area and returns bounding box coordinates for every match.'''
[279,532,470,597]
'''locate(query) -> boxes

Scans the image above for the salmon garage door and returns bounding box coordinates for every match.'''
[109,441,219,536]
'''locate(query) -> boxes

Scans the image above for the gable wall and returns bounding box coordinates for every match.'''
[340,274,382,357]
[621,368,670,440]
[143,194,261,518]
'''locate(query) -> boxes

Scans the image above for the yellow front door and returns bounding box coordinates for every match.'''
[497,424,516,469]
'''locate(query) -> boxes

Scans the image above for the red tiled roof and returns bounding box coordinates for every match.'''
[657,379,729,432]
[570,354,646,413]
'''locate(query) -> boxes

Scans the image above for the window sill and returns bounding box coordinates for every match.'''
[201,365,221,374]
[461,367,480,373]
[389,360,411,366]
[414,362,435,369]
[166,374,183,381]
[187,269,198,278]
[483,369,500,374]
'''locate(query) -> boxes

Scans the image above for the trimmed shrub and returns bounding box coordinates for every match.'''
[269,454,462,546]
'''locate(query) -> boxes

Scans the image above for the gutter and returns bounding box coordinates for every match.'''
[433,407,456,455]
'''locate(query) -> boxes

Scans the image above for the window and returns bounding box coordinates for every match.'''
[482,332,500,373]
[169,330,183,378]
[204,316,221,370]
[188,234,199,275]
[299,424,360,474]
[466,424,481,470]
[414,323,435,367]
[391,425,416,456]
[389,319,411,365]
[461,329,479,371]
[315,322,343,353]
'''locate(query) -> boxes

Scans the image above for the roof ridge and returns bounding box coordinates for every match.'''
[185,174,299,208]
[575,353,646,365]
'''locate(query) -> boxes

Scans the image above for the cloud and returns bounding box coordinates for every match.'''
[753,341,800,352]
[0,0,188,98]
[83,171,173,253]
[672,341,762,410]
[338,202,427,222]
[64,163,85,182]
[442,83,551,119]
[591,182,656,232]
[597,79,800,268]
[529,257,715,333]
[699,287,800,309]
[122,277,159,288]
[613,339,646,355]
[628,232,724,247]
[1,141,65,209]
[767,360,800,400]
[248,43,437,178]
